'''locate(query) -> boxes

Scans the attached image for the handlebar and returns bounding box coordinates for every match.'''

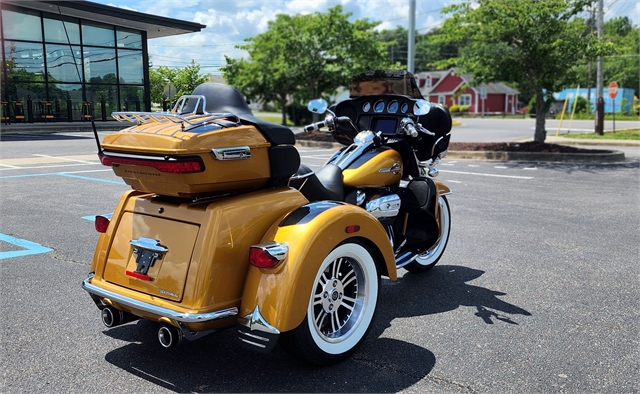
[401,117,435,137]
[303,120,327,133]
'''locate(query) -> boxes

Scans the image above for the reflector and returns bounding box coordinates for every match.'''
[346,225,361,233]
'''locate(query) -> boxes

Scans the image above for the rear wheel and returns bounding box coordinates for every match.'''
[280,241,380,366]
[405,196,451,273]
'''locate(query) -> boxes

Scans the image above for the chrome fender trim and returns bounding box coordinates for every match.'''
[236,306,280,354]
[82,275,238,323]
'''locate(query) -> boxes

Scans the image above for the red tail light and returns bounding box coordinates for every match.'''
[249,242,288,269]
[95,215,111,233]
[99,153,204,174]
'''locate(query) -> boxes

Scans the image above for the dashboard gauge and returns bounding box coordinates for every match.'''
[374,100,385,113]
[362,102,371,112]
[401,102,409,113]
[387,100,399,113]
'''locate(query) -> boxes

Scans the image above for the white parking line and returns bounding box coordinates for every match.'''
[0,163,98,171]
[33,154,96,164]
[439,169,534,180]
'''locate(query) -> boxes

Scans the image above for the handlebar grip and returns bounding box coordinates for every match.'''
[303,121,325,133]
[406,123,418,138]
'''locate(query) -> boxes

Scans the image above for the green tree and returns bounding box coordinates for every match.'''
[148,61,208,107]
[222,5,392,125]
[436,0,614,142]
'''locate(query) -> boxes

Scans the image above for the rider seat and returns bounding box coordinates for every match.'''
[290,164,344,202]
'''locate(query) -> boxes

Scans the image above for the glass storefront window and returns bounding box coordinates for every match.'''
[86,84,117,119]
[117,49,143,84]
[2,9,42,41]
[44,18,80,45]
[120,85,145,111]
[83,47,116,83]
[117,30,142,49]
[46,44,82,83]
[4,41,45,81]
[82,23,115,47]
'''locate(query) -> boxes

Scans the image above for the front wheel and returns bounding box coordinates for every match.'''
[280,240,380,366]
[405,196,451,273]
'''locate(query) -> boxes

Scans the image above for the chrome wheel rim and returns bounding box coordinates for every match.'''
[311,256,366,342]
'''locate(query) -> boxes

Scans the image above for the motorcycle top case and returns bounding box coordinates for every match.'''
[99,121,272,198]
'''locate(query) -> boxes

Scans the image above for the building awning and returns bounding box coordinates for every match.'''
[3,0,206,38]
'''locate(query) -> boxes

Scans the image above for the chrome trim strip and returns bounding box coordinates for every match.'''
[211,146,251,161]
[82,276,238,323]
[129,237,168,253]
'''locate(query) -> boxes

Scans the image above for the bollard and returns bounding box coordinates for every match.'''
[101,96,106,121]
[67,96,73,122]
[27,95,33,123]
[595,97,604,136]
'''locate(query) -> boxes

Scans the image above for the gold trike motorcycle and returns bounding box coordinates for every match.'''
[82,70,453,366]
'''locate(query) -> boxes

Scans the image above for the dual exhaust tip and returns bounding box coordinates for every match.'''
[100,306,182,348]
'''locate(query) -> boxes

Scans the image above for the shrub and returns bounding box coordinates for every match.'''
[286,102,312,126]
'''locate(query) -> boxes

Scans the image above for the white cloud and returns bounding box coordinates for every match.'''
[98,0,639,74]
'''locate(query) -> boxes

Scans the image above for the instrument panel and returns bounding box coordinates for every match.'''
[334,95,419,136]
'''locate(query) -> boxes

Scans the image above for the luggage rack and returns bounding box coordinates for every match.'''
[111,95,240,131]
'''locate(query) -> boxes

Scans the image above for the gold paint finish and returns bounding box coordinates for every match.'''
[101,125,273,197]
[343,148,402,187]
[240,203,396,333]
[90,187,308,328]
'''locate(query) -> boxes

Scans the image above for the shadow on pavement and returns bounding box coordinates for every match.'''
[102,265,530,393]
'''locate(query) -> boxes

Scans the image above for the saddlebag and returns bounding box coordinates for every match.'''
[398,177,439,253]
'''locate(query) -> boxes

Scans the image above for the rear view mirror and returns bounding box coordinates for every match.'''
[308,99,328,114]
[413,99,431,116]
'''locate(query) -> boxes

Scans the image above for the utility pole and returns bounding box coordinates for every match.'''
[407,0,416,73]
[595,0,604,135]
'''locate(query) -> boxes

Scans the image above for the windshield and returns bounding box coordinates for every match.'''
[349,70,423,99]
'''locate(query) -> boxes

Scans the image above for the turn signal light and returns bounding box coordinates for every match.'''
[95,215,111,233]
[99,154,204,173]
[249,242,288,269]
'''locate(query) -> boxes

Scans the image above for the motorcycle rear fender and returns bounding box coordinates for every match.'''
[240,202,397,333]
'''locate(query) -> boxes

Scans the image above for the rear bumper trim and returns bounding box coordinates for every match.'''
[82,274,237,323]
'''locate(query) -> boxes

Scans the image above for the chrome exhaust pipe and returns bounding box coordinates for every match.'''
[101,307,124,328]
[158,324,182,348]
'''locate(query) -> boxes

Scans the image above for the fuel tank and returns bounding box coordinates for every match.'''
[342,147,403,188]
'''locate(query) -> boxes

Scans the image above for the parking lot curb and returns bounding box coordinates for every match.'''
[296,140,627,163]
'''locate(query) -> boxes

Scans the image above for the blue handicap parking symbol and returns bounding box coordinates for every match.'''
[0,233,53,260]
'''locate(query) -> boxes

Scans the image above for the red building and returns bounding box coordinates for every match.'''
[415,69,520,115]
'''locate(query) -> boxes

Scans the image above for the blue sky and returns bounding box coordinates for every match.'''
[93,0,640,75]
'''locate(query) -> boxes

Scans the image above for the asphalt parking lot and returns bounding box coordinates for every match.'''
[1,131,639,393]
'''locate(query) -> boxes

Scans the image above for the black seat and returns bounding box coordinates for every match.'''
[296,164,344,202]
[190,83,295,145]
